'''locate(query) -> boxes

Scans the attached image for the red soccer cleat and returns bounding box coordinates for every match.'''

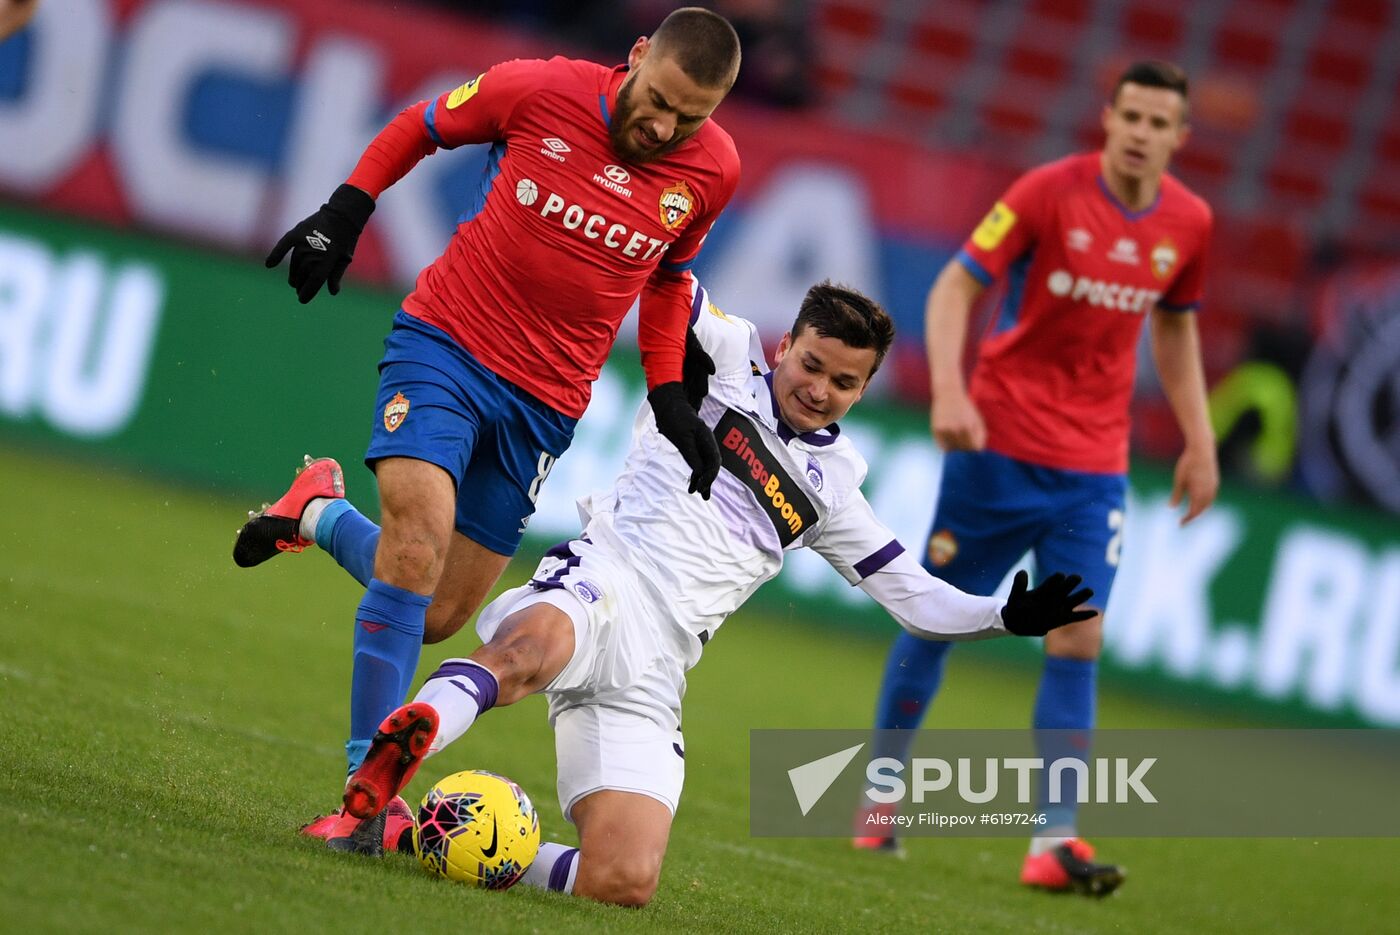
[343,703,439,820]
[851,801,906,857]
[301,796,414,852]
[1020,839,1125,897]
[233,455,344,568]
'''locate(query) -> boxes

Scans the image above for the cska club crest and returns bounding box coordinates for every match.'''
[927,529,958,567]
[659,181,695,231]
[383,392,410,432]
[1151,238,1179,280]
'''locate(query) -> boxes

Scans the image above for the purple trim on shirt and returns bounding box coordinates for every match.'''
[548,847,579,891]
[427,660,498,711]
[955,249,994,286]
[763,372,842,447]
[1095,173,1161,221]
[1157,299,1200,313]
[853,539,905,579]
[689,285,706,325]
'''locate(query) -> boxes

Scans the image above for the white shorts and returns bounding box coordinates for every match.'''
[475,536,690,819]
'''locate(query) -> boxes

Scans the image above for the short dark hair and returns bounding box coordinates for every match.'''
[790,281,895,377]
[1113,60,1190,113]
[650,7,742,89]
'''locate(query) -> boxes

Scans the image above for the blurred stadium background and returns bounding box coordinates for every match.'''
[2,0,1399,928]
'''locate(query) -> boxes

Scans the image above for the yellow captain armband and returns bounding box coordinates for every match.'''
[971,201,1018,251]
[446,74,483,109]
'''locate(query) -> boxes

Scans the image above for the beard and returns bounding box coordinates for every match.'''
[609,75,688,164]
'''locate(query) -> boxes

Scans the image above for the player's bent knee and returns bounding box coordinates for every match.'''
[422,600,474,644]
[577,858,660,907]
[1044,613,1104,660]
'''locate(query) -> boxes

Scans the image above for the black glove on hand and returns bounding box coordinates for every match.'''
[648,381,721,499]
[999,570,1096,636]
[265,183,376,304]
[682,326,715,410]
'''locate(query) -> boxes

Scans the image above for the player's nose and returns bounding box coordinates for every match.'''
[649,114,676,143]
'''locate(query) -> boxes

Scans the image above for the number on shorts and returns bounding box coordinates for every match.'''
[527,451,556,504]
[1105,508,1124,567]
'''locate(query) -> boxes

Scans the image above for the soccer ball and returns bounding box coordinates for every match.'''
[412,769,540,889]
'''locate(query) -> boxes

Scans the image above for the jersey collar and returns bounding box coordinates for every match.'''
[598,65,628,128]
[1095,172,1162,221]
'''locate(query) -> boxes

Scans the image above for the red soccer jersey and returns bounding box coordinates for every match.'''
[956,152,1213,474]
[347,57,740,419]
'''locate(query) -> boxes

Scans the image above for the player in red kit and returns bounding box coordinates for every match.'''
[239,8,742,855]
[859,61,1217,895]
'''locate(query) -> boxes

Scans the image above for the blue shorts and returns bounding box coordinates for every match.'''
[923,449,1126,610]
[365,311,577,556]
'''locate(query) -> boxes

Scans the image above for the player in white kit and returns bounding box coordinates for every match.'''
[341,281,1095,905]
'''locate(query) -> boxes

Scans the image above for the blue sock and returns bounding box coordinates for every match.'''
[870,632,954,762]
[1032,655,1097,834]
[347,578,431,774]
[316,500,380,588]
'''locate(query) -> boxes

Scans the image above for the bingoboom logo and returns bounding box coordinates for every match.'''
[514,178,670,261]
[714,410,819,545]
[1047,270,1161,313]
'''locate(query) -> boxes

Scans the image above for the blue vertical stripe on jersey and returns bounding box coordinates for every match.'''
[993,250,1034,334]
[424,99,446,147]
[598,93,611,127]
[457,141,506,225]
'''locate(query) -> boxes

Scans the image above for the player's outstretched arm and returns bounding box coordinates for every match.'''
[264,184,375,304]
[999,570,1096,636]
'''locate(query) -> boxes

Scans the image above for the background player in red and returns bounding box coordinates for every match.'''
[858,61,1218,895]
[242,7,742,853]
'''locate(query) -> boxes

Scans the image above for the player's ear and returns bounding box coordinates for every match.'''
[628,36,650,70]
[773,331,793,364]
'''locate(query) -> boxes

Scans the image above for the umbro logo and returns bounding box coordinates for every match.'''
[305,230,331,251]
[540,138,570,163]
[359,621,388,634]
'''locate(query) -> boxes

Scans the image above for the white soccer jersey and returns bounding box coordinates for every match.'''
[559,282,1008,670]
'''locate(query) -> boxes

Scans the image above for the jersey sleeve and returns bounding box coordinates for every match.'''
[422,58,544,150]
[955,165,1055,286]
[811,490,1008,640]
[1158,206,1214,312]
[638,154,741,389]
[687,281,759,380]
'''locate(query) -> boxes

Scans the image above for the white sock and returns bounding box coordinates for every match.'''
[1029,833,1073,856]
[415,674,485,755]
[519,842,579,893]
[299,497,333,541]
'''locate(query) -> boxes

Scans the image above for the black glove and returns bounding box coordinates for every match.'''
[682,326,715,410]
[648,381,721,499]
[999,570,1096,636]
[264,184,376,304]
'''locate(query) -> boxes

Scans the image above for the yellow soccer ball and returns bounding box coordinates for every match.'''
[412,769,541,889]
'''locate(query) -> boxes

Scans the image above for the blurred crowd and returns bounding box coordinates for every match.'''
[417,0,815,108]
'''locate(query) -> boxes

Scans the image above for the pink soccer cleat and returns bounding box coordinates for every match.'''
[1020,839,1125,897]
[233,455,344,567]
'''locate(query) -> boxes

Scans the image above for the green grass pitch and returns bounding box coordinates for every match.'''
[2,448,1395,933]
